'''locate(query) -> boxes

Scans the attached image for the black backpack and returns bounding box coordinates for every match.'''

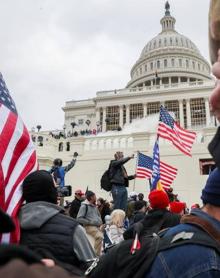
[86,214,220,278]
[101,163,115,192]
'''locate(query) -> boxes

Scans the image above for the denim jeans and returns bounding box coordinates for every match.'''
[111,184,128,211]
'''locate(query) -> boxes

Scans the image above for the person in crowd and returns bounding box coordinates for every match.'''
[108,209,126,245]
[124,189,180,240]
[19,170,96,276]
[126,191,138,220]
[69,189,85,219]
[77,191,103,256]
[146,167,220,277]
[165,187,178,202]
[110,152,136,211]
[169,201,186,216]
[191,203,200,210]
[49,153,78,188]
[138,192,147,207]
[97,198,111,223]
[129,200,146,225]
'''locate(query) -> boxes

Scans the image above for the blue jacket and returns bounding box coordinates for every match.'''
[49,159,76,187]
[146,209,220,278]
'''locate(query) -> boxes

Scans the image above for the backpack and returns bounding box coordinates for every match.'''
[101,163,115,192]
[86,214,220,278]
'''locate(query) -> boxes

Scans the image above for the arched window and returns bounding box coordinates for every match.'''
[66,142,70,151]
[179,59,182,67]
[171,59,175,67]
[58,142,63,152]
[150,62,153,70]
[186,60,189,68]
[170,37,173,45]
[198,63,201,71]
[157,60,160,69]
[164,38,167,46]
[164,59,167,68]
[159,39,161,47]
[192,61,195,69]
[37,136,43,147]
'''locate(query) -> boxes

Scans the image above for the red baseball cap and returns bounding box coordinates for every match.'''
[75,189,84,196]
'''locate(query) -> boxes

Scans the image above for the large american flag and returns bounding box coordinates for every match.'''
[0,74,37,243]
[136,151,177,189]
[158,106,196,156]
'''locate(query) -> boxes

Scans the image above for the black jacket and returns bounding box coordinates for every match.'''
[110,157,135,186]
[69,198,82,219]
[124,209,180,240]
[19,201,95,275]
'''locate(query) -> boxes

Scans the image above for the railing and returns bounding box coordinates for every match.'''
[96,80,214,97]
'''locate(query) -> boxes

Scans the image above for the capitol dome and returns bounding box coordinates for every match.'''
[127,2,211,88]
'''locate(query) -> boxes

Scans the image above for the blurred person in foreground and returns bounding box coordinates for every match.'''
[19,170,96,276]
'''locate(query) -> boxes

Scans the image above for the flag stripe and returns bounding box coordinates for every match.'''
[4,123,29,189]
[0,104,10,134]
[0,109,17,162]
[2,117,24,181]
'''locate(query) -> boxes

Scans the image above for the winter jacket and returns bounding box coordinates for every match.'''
[110,157,135,186]
[19,201,95,274]
[124,209,180,240]
[146,209,220,278]
[77,200,102,227]
[108,225,125,244]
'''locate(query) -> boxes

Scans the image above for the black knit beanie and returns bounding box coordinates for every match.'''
[22,170,57,204]
[201,167,220,206]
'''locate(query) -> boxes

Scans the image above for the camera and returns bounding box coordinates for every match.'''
[57,185,72,197]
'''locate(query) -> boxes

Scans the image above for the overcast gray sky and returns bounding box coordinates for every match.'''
[0,0,210,130]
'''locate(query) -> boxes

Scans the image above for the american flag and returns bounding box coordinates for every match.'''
[136,151,177,189]
[158,106,196,156]
[0,74,37,243]
[136,152,153,179]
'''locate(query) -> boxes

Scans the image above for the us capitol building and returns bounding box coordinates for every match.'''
[33,3,217,205]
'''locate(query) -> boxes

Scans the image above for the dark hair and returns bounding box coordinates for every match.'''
[134,200,146,211]
[86,190,95,201]
[53,158,62,167]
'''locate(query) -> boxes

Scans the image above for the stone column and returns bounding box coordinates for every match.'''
[205,97,211,127]
[179,99,184,127]
[143,103,147,117]
[102,107,106,132]
[119,105,123,128]
[186,99,191,128]
[96,108,100,124]
[126,105,130,124]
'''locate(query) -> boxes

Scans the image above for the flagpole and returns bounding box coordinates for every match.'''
[133,151,139,191]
